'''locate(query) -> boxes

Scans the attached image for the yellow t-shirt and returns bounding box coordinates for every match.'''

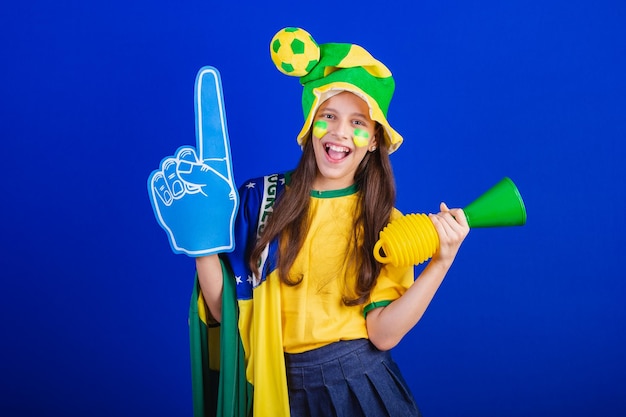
[280,184,414,353]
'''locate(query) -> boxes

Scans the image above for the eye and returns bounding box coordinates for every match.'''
[352,119,367,127]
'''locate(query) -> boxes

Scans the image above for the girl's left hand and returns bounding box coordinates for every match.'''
[428,202,470,269]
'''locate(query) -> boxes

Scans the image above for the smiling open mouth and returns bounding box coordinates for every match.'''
[325,143,351,161]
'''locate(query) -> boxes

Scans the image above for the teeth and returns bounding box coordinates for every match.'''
[326,144,350,153]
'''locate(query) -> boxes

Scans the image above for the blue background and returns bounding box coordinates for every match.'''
[2,1,625,416]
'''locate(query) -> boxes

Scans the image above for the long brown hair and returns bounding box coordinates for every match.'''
[249,125,396,305]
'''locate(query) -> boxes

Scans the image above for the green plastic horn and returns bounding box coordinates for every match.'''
[374,177,527,267]
[464,177,527,228]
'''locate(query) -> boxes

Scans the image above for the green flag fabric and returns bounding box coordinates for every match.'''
[189,260,252,417]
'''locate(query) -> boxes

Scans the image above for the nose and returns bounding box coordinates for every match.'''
[329,121,351,141]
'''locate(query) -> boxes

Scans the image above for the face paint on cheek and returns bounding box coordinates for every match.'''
[352,128,370,147]
[313,120,328,139]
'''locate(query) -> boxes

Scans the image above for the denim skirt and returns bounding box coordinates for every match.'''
[284,339,422,417]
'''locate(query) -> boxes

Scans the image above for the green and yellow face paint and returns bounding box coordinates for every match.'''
[313,120,370,148]
[313,120,328,139]
[352,128,369,147]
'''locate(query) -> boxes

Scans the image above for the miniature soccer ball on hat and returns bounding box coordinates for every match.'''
[270,27,320,77]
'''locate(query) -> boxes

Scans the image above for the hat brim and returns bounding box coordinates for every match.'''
[296,82,403,154]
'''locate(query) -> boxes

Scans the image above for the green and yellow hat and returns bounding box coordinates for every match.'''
[270,27,403,153]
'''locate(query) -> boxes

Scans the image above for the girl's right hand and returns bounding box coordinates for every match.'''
[428,202,470,270]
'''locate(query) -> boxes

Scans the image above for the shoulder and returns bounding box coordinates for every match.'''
[237,172,290,208]
[238,172,289,195]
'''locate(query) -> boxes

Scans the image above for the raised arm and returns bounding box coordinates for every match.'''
[196,255,224,322]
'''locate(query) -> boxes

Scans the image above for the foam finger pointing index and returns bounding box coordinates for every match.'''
[194,66,231,163]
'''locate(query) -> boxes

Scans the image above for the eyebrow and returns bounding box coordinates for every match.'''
[319,106,369,119]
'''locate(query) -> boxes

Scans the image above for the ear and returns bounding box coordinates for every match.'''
[373,123,385,148]
[368,133,379,152]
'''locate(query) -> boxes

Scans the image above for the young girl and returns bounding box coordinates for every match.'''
[194,28,469,417]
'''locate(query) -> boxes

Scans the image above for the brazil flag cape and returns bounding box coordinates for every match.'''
[189,173,290,417]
